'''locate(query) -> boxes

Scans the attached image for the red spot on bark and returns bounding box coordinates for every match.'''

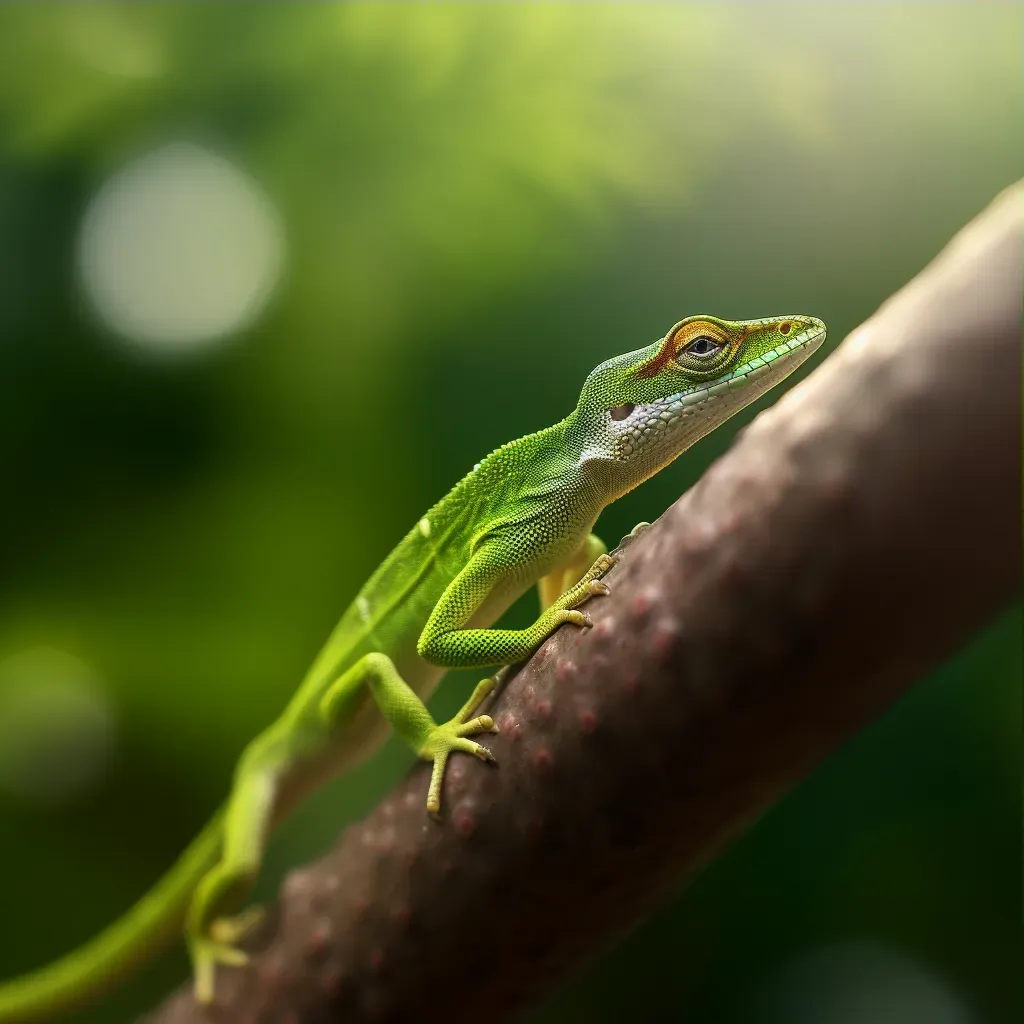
[369,949,383,970]
[556,659,576,682]
[533,747,554,770]
[653,623,679,657]
[633,594,650,616]
[394,905,413,928]
[305,923,332,963]
[534,698,552,718]
[579,709,597,734]
[353,900,369,921]
[454,807,476,837]
[624,674,639,695]
[498,712,519,737]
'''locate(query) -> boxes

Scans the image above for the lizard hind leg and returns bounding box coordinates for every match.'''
[185,744,279,1004]
[321,653,497,819]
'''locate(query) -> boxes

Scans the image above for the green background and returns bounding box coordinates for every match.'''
[0,5,1019,1022]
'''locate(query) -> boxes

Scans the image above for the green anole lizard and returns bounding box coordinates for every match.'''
[0,313,825,1021]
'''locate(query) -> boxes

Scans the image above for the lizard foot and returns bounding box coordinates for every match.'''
[421,677,498,817]
[190,906,263,1004]
[584,552,619,581]
[191,935,249,1005]
[553,556,617,613]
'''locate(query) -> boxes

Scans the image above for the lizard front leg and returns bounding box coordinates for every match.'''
[417,543,611,670]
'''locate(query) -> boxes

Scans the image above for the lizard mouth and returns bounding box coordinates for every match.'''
[715,317,827,391]
[665,318,826,412]
[613,318,826,459]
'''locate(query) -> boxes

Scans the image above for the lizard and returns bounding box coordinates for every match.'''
[0,312,826,1021]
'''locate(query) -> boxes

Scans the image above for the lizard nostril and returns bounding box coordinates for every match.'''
[609,404,635,421]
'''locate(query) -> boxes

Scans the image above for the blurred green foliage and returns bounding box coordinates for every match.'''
[0,5,1019,1022]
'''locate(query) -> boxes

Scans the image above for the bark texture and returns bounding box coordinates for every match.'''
[146,184,1022,1024]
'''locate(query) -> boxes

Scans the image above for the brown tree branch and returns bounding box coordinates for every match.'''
[145,184,1022,1024]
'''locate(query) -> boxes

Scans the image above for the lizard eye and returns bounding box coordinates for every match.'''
[609,403,635,421]
[680,335,721,359]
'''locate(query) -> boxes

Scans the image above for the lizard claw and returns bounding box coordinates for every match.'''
[471,742,498,764]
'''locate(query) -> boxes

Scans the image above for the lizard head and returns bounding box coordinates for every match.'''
[569,314,826,495]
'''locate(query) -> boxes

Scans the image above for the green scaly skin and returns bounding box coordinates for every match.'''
[0,313,826,1020]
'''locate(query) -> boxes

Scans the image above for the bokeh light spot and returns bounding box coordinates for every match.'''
[0,648,117,806]
[754,941,975,1024]
[78,142,284,353]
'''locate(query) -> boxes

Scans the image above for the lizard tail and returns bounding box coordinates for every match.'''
[0,805,225,1023]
